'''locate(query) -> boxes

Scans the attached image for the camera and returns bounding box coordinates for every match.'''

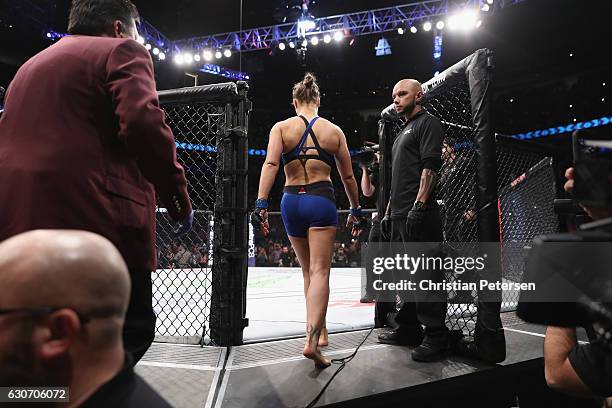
[352,144,379,168]
[572,128,612,207]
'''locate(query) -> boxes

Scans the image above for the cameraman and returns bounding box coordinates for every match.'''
[358,150,397,326]
[544,166,612,400]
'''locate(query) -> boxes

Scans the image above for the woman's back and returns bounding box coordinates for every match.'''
[279,115,341,186]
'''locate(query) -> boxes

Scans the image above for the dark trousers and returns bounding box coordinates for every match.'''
[123,270,156,365]
[392,207,448,336]
[368,218,396,325]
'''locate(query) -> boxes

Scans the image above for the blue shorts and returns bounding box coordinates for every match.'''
[280,181,338,238]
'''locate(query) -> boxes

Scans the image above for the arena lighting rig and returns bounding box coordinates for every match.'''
[24,0,527,78]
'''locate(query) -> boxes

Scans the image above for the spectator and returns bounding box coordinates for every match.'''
[0,230,170,406]
[269,243,282,265]
[279,246,294,267]
[333,247,349,267]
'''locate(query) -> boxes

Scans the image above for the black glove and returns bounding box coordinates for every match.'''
[405,202,426,241]
[251,199,269,236]
[380,215,392,241]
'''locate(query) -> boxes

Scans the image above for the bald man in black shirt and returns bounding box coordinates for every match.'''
[378,79,448,362]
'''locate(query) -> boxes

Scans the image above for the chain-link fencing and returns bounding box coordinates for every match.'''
[154,83,250,345]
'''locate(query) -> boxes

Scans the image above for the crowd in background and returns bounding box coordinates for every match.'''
[254,214,368,268]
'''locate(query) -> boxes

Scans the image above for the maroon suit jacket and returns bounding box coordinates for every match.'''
[0,36,192,271]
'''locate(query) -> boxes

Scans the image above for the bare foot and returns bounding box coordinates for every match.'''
[303,324,331,368]
[318,327,329,347]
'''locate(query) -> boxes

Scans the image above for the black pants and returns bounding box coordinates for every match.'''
[123,270,156,365]
[368,218,396,325]
[392,207,448,336]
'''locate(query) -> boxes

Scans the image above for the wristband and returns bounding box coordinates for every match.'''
[350,206,362,216]
[255,198,268,209]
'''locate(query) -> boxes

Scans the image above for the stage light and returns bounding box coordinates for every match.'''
[203,49,213,61]
[245,75,250,80]
[475,20,482,28]
[603,98,606,102]
[333,31,344,42]
[184,53,193,64]
[604,82,607,86]
[174,54,184,65]
[224,49,232,58]
[569,52,573,57]
[302,39,308,47]
[481,4,490,12]
[349,38,355,46]
[215,51,223,59]
[397,27,405,35]
[310,36,319,45]
[510,98,514,103]
[159,52,166,60]
[323,34,331,43]
[410,26,418,34]
[448,10,479,31]
[297,16,316,34]
[436,21,445,30]
[194,54,201,62]
[278,42,286,50]
[152,47,160,55]
[423,22,432,31]
[46,32,52,38]
[289,41,296,48]
[137,36,145,44]
[145,44,152,50]
[486,0,494,4]
[569,104,573,108]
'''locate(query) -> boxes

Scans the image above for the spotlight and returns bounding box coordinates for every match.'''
[152,47,160,55]
[137,36,145,44]
[323,34,331,43]
[215,51,222,59]
[203,49,213,61]
[448,10,479,31]
[475,19,482,28]
[46,32,52,38]
[224,49,232,58]
[159,52,166,60]
[423,22,432,31]
[349,38,355,46]
[183,53,193,64]
[245,75,250,80]
[310,36,319,45]
[410,26,418,34]
[436,21,445,30]
[333,31,344,42]
[194,54,201,62]
[481,4,490,12]
[397,27,405,35]
[486,0,494,4]
[302,39,308,47]
[145,43,152,50]
[174,54,184,65]
[289,41,296,48]
[278,42,286,50]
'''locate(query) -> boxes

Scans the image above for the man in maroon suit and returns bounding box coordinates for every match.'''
[0,0,193,363]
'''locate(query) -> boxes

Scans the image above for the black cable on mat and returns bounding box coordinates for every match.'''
[304,327,375,408]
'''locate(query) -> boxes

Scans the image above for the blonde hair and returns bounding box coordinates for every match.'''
[292,72,320,105]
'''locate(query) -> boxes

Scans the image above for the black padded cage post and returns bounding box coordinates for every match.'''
[156,82,251,346]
